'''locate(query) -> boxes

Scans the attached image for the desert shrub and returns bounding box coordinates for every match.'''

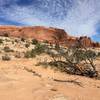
[55,43,60,50]
[34,43,47,55]
[24,50,36,58]
[65,48,96,64]
[24,43,47,58]
[97,52,100,57]
[2,54,11,61]
[4,33,9,37]
[85,50,96,59]
[3,46,14,52]
[25,43,30,48]
[15,52,22,58]
[43,40,49,43]
[12,41,14,44]
[21,38,25,42]
[40,43,98,78]
[15,39,19,43]
[32,39,38,45]
[0,39,3,44]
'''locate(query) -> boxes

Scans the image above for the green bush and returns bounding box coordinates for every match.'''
[34,43,47,55]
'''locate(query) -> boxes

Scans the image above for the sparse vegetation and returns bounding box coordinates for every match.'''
[0,39,3,44]
[33,43,48,55]
[25,43,30,48]
[3,46,14,52]
[21,38,25,42]
[43,40,49,43]
[12,41,14,44]
[0,35,99,79]
[15,39,19,43]
[15,52,22,58]
[24,50,36,58]
[2,54,11,61]
[3,32,9,37]
[38,42,98,78]
[32,39,38,45]
[24,43,48,58]
[97,52,100,57]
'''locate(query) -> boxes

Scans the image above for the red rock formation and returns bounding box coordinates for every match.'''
[0,25,99,47]
[78,36,92,47]
[0,26,67,41]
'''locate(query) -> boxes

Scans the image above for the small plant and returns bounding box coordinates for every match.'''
[12,41,14,44]
[21,38,25,42]
[34,43,47,55]
[25,43,30,48]
[0,39,3,44]
[2,54,11,61]
[97,52,100,57]
[43,40,49,43]
[15,52,22,58]
[3,46,14,52]
[24,50,36,58]
[32,39,38,45]
[15,39,19,43]
[4,33,9,37]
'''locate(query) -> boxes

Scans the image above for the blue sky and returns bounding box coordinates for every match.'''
[0,0,100,42]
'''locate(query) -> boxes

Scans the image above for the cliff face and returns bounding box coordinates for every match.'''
[0,26,69,43]
[0,25,99,47]
[78,36,93,47]
[78,36,100,47]
[0,26,68,41]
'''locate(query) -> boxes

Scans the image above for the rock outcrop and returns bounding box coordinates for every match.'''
[0,25,99,47]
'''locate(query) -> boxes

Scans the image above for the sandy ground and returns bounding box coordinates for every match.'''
[0,58,100,100]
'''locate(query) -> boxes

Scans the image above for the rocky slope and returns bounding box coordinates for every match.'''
[0,25,99,47]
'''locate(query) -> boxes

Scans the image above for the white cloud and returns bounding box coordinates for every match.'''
[57,0,100,36]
